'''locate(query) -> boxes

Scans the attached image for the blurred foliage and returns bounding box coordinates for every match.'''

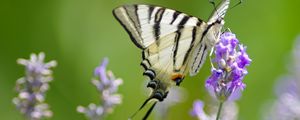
[0,0,300,119]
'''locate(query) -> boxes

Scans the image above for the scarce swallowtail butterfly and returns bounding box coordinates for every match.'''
[113,0,230,119]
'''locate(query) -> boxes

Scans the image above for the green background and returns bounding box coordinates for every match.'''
[1,0,300,119]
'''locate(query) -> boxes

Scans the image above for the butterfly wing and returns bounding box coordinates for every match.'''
[208,0,230,24]
[141,27,200,85]
[113,4,207,84]
[189,41,209,76]
[113,4,203,49]
[189,0,230,76]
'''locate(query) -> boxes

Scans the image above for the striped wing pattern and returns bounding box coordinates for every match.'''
[189,40,208,76]
[113,4,208,85]
[190,0,230,76]
[113,2,231,119]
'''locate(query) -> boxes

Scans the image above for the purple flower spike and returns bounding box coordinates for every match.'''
[190,100,239,120]
[190,100,209,120]
[77,58,123,120]
[264,36,300,120]
[206,32,251,102]
[13,52,56,120]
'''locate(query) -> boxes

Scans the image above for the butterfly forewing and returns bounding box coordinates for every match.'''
[208,0,230,24]
[113,4,207,83]
[113,5,202,48]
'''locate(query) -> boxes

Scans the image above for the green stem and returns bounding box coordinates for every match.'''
[216,101,224,120]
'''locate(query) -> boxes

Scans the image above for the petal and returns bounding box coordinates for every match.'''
[190,100,209,120]
[94,58,109,84]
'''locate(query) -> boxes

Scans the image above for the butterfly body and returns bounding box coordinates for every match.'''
[113,1,230,119]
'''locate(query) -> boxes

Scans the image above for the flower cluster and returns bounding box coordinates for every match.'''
[206,32,251,101]
[13,52,57,120]
[77,58,123,120]
[265,36,300,120]
[266,77,300,120]
[190,100,238,120]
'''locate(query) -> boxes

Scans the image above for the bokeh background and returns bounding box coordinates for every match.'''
[1,0,300,119]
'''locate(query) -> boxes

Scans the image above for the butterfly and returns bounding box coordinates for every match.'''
[113,0,231,119]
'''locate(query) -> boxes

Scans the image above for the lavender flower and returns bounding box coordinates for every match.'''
[190,100,238,120]
[77,58,123,120]
[13,52,57,120]
[206,32,251,102]
[265,77,300,120]
[264,35,300,120]
[155,87,186,120]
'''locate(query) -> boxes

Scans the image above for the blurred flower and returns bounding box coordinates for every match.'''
[190,100,238,120]
[206,32,251,102]
[265,77,300,120]
[154,87,186,120]
[77,58,123,120]
[13,52,57,120]
[77,103,104,120]
[264,35,300,120]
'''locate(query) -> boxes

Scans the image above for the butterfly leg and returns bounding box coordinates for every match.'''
[224,27,231,33]
[209,47,216,69]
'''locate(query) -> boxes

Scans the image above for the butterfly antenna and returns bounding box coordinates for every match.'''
[209,0,217,11]
[128,97,152,120]
[229,0,243,10]
[142,101,157,120]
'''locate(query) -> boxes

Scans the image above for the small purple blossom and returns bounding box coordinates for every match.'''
[191,100,209,120]
[190,100,238,120]
[13,52,57,120]
[77,104,104,120]
[77,58,123,120]
[206,32,251,101]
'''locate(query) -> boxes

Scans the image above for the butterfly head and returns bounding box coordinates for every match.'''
[205,19,224,47]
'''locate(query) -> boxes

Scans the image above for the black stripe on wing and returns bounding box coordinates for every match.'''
[170,12,180,25]
[154,8,165,41]
[113,6,145,49]
[181,27,198,66]
[172,16,190,71]
[189,22,217,75]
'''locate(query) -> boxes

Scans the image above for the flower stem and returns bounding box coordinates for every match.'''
[216,101,224,120]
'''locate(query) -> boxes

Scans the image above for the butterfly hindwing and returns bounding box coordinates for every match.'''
[141,27,199,82]
[189,42,208,76]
